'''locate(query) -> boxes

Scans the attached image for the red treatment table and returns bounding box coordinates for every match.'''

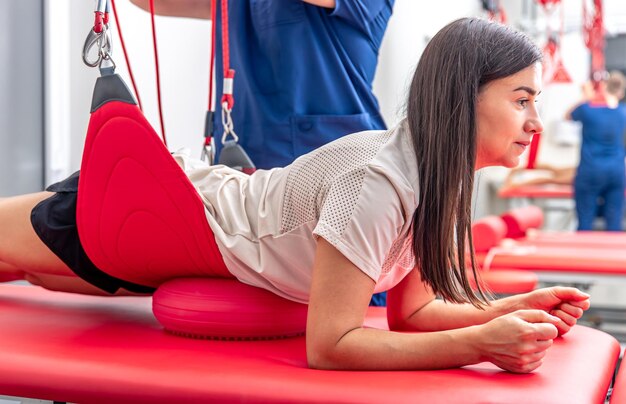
[0,284,620,404]
[472,209,626,285]
[517,230,626,248]
[498,184,575,199]
[476,244,626,276]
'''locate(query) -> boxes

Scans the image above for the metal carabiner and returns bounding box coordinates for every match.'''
[82,25,114,69]
[83,0,113,68]
[83,29,105,67]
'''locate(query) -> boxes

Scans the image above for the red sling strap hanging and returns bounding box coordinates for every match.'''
[583,0,607,106]
[203,0,256,173]
[109,0,143,111]
[148,0,167,145]
[525,133,541,170]
[202,0,218,163]
[219,0,235,112]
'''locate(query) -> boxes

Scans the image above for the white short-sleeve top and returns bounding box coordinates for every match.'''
[174,121,419,303]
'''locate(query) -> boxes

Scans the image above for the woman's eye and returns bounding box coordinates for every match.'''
[517,99,529,107]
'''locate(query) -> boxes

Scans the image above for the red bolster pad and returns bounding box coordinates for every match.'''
[471,216,507,253]
[501,205,544,238]
[153,278,308,339]
[468,269,538,295]
[77,100,230,286]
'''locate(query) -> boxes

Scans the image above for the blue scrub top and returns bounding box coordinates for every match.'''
[212,0,394,169]
[571,103,626,171]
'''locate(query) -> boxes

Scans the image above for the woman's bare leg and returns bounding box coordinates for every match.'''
[0,192,127,295]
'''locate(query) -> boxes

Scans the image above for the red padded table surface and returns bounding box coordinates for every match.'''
[498,184,574,199]
[517,231,626,248]
[0,284,619,404]
[499,184,626,199]
[476,245,626,275]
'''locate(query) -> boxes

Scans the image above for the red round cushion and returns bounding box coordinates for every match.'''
[471,216,507,253]
[501,206,544,238]
[153,278,308,339]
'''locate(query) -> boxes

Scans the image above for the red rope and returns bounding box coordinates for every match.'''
[110,0,143,111]
[208,0,216,110]
[220,0,235,110]
[204,0,218,147]
[526,133,541,169]
[221,0,230,76]
[149,0,168,146]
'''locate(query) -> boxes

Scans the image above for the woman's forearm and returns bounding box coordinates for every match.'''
[129,0,211,19]
[396,296,520,332]
[308,326,480,371]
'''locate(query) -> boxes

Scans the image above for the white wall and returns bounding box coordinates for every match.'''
[374,0,481,126]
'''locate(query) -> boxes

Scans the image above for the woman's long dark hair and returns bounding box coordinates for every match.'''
[407,18,542,306]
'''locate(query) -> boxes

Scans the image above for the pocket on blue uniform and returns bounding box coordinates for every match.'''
[251,0,305,30]
[291,113,372,156]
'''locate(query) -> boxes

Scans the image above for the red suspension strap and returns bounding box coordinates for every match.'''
[148,0,168,146]
[203,0,250,168]
[208,1,217,111]
[202,0,218,161]
[93,0,107,34]
[583,0,607,105]
[109,0,143,111]
[220,0,235,111]
[526,0,570,170]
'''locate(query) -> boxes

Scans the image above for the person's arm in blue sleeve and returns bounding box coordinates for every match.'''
[566,81,594,121]
[129,0,338,19]
[329,0,392,33]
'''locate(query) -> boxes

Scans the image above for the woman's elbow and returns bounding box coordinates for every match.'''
[305,332,354,370]
[307,345,340,370]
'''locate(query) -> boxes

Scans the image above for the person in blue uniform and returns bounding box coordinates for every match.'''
[566,71,626,231]
[130,0,393,305]
[131,0,393,169]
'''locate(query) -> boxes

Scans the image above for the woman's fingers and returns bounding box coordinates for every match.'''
[560,301,588,316]
[481,311,560,373]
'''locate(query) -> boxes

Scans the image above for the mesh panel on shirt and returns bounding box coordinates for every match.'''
[381,227,415,275]
[280,130,392,234]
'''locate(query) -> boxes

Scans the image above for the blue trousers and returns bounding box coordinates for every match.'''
[574,166,625,231]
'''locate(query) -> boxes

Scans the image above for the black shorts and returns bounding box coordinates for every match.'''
[30,171,155,294]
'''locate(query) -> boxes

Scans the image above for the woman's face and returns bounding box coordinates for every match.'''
[475,63,544,170]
